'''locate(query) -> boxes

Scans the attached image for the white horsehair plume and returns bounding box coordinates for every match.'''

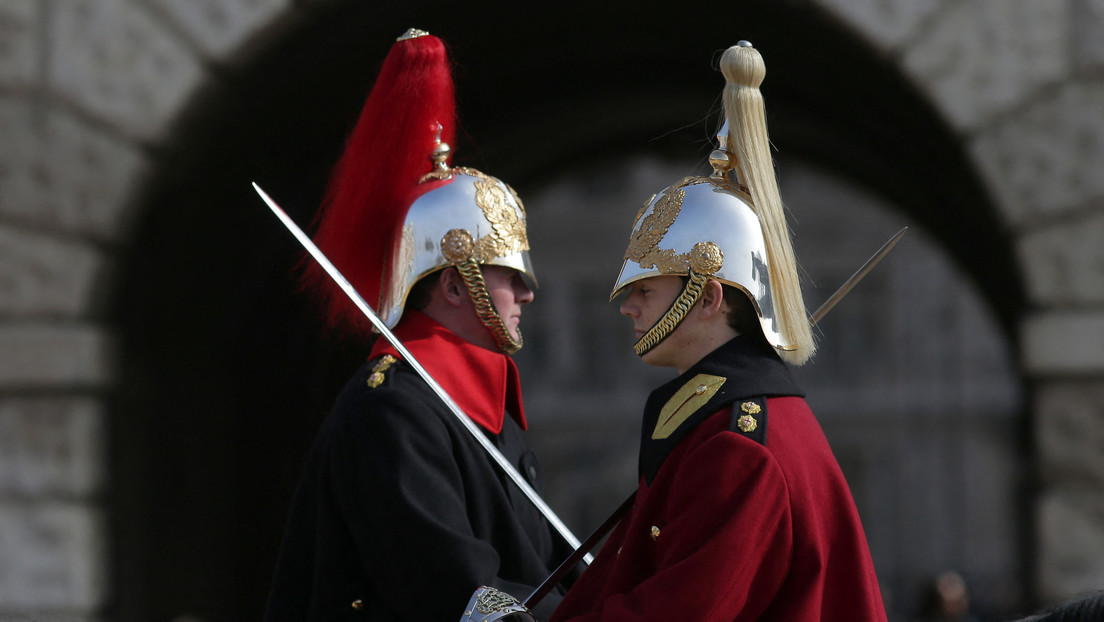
[721,41,816,365]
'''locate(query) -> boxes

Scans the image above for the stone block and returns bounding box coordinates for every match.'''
[1034,381,1104,488]
[0,97,148,239]
[0,397,104,497]
[1072,0,1104,71]
[0,503,106,610]
[1018,210,1104,304]
[0,323,113,389]
[1023,311,1104,375]
[1037,490,1104,601]
[903,0,1068,129]
[0,0,37,84]
[0,224,103,317]
[816,0,947,52]
[47,0,203,139]
[972,81,1104,225]
[146,0,290,59]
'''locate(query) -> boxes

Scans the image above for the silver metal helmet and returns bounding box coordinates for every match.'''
[379,132,537,354]
[610,40,817,366]
[382,166,537,325]
[610,173,790,355]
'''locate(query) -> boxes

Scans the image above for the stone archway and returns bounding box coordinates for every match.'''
[4,1,1104,621]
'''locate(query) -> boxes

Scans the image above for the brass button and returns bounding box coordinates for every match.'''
[351,599,365,611]
[373,355,396,371]
[650,525,661,540]
[737,414,758,433]
[694,384,708,395]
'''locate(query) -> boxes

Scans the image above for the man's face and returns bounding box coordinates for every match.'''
[618,275,685,367]
[483,265,534,342]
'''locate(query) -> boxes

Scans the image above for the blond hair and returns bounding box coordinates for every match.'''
[721,43,816,365]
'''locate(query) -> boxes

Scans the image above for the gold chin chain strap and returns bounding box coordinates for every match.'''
[633,270,708,356]
[455,259,523,355]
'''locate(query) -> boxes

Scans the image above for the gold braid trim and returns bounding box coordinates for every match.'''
[455,259,523,355]
[633,271,708,356]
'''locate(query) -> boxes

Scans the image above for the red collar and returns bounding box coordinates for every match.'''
[368,310,527,433]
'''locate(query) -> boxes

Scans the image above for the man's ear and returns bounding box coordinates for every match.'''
[437,267,467,307]
[697,279,726,320]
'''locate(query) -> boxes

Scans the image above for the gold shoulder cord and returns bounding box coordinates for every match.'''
[455,258,523,355]
[633,270,708,356]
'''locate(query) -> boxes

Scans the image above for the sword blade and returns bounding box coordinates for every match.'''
[810,227,908,326]
[252,182,590,562]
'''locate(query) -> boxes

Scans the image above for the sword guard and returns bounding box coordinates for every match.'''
[460,587,537,622]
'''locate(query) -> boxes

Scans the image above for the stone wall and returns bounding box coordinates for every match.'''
[791,0,1104,606]
[0,0,287,617]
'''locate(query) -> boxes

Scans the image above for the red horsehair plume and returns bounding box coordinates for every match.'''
[301,31,456,339]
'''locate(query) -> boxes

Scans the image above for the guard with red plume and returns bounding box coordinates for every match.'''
[265,28,566,622]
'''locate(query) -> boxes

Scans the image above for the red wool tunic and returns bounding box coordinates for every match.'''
[549,335,887,622]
